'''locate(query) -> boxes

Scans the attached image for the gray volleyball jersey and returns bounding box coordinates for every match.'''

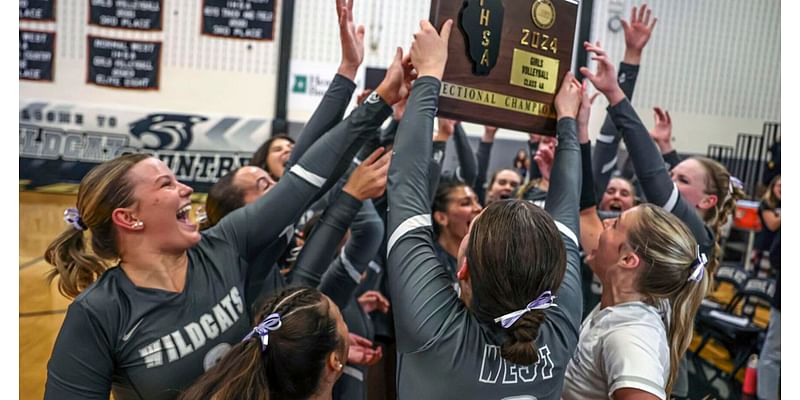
[45,95,393,400]
[386,77,583,400]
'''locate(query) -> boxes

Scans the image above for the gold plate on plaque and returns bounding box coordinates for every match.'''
[509,47,559,94]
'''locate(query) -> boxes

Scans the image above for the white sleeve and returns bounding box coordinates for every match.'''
[602,328,668,400]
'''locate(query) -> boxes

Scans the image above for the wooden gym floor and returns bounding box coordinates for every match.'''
[18,190,770,399]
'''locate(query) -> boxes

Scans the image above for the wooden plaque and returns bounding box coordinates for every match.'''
[430,0,579,136]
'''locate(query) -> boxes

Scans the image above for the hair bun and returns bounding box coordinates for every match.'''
[500,310,545,365]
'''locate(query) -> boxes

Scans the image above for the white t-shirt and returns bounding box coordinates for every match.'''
[562,301,670,400]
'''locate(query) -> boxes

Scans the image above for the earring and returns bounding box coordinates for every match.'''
[132,221,144,229]
[336,362,343,371]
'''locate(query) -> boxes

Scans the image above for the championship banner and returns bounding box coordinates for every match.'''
[19,101,272,193]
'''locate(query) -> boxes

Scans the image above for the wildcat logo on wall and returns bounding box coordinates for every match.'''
[19,101,270,192]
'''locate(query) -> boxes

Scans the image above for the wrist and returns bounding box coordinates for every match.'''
[343,185,367,201]
[606,87,626,107]
[482,133,495,143]
[623,49,642,65]
[416,66,444,81]
[578,128,590,144]
[374,85,396,106]
[337,63,359,82]
[657,140,674,154]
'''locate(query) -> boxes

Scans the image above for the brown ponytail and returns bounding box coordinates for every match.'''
[180,287,346,400]
[466,200,566,366]
[500,311,547,365]
[44,153,151,299]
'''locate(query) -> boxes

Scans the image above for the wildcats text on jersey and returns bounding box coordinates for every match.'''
[137,286,245,368]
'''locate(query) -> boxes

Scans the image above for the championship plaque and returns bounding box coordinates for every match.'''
[430,0,579,136]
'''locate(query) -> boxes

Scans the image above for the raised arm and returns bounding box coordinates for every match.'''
[528,135,542,180]
[319,199,385,308]
[649,106,681,170]
[386,20,462,353]
[544,73,584,329]
[209,91,393,263]
[291,148,390,291]
[592,4,656,200]
[453,122,478,186]
[473,126,496,205]
[581,42,712,252]
[287,0,363,166]
[577,84,605,255]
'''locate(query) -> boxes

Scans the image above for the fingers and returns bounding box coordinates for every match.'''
[638,4,647,22]
[351,333,373,347]
[395,46,403,61]
[620,19,630,34]
[583,41,607,57]
[665,110,671,125]
[644,8,651,26]
[630,5,637,23]
[361,146,386,166]
[357,25,365,39]
[649,17,658,31]
[419,19,433,31]
[336,0,344,18]
[440,19,454,41]
[578,66,595,81]
[373,149,393,170]
[589,92,600,104]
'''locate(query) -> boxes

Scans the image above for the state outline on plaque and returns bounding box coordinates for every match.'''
[459,0,504,76]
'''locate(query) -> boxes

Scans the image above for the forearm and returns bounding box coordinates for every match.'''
[318,257,361,310]
[608,99,674,207]
[453,123,478,186]
[212,98,392,261]
[386,77,458,353]
[545,118,581,238]
[474,141,493,205]
[319,200,384,309]
[662,149,681,169]
[291,192,363,288]
[592,63,640,198]
[288,74,357,166]
[528,140,542,179]
[580,142,598,211]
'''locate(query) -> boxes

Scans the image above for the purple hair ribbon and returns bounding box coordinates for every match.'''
[242,313,282,350]
[63,208,86,231]
[493,291,557,329]
[688,245,708,283]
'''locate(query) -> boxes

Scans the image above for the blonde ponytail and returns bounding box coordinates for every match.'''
[628,204,712,395]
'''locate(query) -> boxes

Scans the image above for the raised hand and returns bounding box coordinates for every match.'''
[347,333,383,366]
[577,80,600,143]
[434,117,458,141]
[336,0,365,80]
[579,42,625,106]
[410,19,454,79]
[483,125,498,143]
[357,290,391,314]
[650,106,673,154]
[534,137,557,181]
[621,4,657,64]
[375,47,410,106]
[554,71,582,120]
[343,147,392,200]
